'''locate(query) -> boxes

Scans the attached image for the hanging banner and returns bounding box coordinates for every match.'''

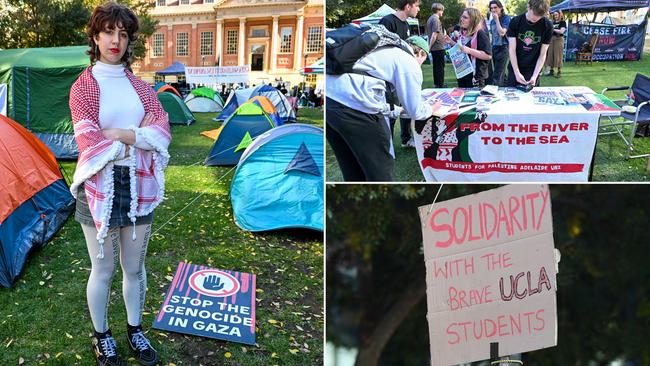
[418,184,559,366]
[185,65,251,84]
[152,262,257,345]
[413,87,620,182]
[566,19,647,61]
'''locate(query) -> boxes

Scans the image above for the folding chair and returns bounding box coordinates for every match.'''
[575,33,598,65]
[599,73,650,159]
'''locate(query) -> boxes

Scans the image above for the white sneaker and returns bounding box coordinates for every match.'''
[401,138,416,148]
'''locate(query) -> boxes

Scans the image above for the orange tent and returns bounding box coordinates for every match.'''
[0,115,74,287]
[157,84,182,98]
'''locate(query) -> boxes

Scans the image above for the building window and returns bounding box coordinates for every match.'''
[152,33,164,57]
[205,0,214,2]
[250,27,268,38]
[176,32,189,56]
[226,29,238,55]
[306,26,323,53]
[156,0,165,6]
[180,0,189,4]
[280,27,292,53]
[200,31,213,56]
[306,74,317,84]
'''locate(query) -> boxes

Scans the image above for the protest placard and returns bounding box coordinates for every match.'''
[447,43,474,79]
[418,185,558,365]
[153,262,257,345]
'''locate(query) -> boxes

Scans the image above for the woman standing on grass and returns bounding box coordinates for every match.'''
[544,10,567,78]
[69,2,170,365]
[444,8,492,88]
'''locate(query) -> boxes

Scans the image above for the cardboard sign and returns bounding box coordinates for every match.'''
[153,262,257,345]
[185,65,250,84]
[418,185,558,366]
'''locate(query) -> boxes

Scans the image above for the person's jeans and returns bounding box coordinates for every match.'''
[492,45,510,86]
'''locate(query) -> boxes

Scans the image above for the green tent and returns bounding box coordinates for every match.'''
[0,46,89,159]
[157,92,195,125]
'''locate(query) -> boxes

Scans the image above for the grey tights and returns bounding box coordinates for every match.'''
[81,224,151,332]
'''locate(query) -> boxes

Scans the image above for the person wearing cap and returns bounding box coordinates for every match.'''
[326,36,442,182]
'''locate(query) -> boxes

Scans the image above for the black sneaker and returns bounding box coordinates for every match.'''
[127,325,160,366]
[91,330,126,366]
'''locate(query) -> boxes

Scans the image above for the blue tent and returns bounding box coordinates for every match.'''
[205,102,276,166]
[1,115,74,287]
[216,84,296,123]
[551,0,650,13]
[155,61,186,75]
[230,124,323,232]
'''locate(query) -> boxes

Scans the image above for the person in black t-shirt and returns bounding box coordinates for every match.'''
[444,8,492,88]
[379,0,421,148]
[505,0,553,87]
[379,0,419,40]
[544,10,567,77]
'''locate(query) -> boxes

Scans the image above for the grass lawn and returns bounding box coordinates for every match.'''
[0,108,324,365]
[326,52,650,182]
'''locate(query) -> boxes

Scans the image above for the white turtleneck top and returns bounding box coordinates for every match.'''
[92,61,152,165]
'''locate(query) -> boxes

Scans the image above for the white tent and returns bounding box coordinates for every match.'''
[184,94,224,113]
[352,4,420,27]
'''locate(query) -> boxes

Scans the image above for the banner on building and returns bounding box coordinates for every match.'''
[152,262,257,345]
[566,19,647,61]
[413,87,620,182]
[418,184,559,366]
[185,65,251,84]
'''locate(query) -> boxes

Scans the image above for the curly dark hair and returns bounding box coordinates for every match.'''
[86,2,139,67]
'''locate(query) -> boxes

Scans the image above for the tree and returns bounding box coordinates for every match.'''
[0,0,156,64]
[83,0,158,64]
[419,0,465,34]
[0,0,89,49]
[327,185,650,366]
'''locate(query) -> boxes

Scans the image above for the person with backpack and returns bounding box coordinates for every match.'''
[69,3,169,365]
[505,0,553,87]
[326,30,441,182]
[380,0,421,149]
[444,8,492,88]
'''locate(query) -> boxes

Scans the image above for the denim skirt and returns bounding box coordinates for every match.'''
[75,166,154,228]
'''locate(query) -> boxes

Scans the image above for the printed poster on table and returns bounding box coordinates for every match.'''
[412,87,619,182]
[418,184,559,366]
[153,261,256,345]
[185,65,250,85]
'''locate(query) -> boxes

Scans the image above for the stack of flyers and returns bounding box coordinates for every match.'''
[504,92,520,101]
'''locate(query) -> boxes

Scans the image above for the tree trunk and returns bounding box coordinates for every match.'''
[354,277,426,366]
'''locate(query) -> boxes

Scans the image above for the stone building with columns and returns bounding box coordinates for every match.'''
[133,0,324,85]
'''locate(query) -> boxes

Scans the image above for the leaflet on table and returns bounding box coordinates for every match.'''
[447,43,474,79]
[532,90,566,105]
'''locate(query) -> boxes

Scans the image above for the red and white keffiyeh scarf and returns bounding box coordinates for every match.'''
[69,66,171,259]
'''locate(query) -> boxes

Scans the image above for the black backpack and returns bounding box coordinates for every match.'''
[325,23,412,75]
